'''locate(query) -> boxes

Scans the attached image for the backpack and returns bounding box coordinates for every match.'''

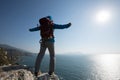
[39,17,54,39]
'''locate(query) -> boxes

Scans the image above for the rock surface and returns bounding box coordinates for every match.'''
[0,65,59,80]
[0,65,34,80]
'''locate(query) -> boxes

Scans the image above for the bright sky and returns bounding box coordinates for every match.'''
[0,0,120,54]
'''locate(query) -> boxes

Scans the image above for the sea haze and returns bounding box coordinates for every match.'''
[19,53,120,80]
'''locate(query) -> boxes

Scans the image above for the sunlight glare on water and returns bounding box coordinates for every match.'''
[93,54,120,80]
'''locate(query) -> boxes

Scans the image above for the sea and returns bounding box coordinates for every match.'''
[18,53,120,80]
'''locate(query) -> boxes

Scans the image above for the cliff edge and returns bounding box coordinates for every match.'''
[0,65,59,80]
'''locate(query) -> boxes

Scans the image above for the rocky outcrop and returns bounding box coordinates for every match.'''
[0,65,35,80]
[0,69,34,80]
[0,65,59,80]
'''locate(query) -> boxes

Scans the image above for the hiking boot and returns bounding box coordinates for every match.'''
[34,71,41,77]
[48,72,54,76]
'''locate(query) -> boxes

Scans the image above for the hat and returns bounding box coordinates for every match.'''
[46,16,52,20]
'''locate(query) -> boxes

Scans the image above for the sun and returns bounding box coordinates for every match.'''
[96,10,111,23]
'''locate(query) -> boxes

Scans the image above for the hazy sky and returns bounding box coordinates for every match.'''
[0,0,120,54]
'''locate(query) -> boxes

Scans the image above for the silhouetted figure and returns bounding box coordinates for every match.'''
[29,16,71,76]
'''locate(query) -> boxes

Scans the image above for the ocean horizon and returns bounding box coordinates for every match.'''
[19,53,120,80]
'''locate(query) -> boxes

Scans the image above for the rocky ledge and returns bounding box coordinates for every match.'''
[0,65,59,80]
[0,65,35,80]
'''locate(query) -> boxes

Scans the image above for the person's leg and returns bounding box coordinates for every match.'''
[47,42,55,75]
[35,42,46,75]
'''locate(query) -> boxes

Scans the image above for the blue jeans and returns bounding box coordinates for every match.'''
[35,40,55,73]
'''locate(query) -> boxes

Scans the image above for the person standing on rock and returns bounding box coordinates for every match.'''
[29,16,71,76]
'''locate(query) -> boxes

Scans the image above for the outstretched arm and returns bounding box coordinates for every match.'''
[53,23,71,29]
[29,27,40,32]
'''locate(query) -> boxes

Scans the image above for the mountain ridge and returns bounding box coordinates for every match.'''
[0,44,33,56]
